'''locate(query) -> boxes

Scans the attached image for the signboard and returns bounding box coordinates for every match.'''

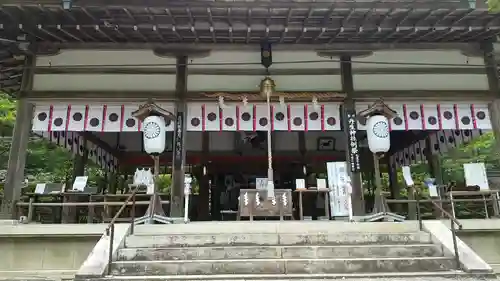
[34,183,46,194]
[173,112,185,169]
[327,162,350,217]
[346,112,361,173]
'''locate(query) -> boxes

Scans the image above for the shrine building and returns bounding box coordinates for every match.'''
[0,0,500,220]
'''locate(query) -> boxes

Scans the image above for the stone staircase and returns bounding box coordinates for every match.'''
[104,223,467,280]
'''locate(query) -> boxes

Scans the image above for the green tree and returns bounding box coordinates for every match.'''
[440,132,499,183]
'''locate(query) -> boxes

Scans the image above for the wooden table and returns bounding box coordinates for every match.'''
[294,189,330,220]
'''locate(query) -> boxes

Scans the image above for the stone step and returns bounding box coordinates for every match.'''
[125,232,432,248]
[96,272,490,281]
[110,257,454,275]
[132,222,422,235]
[117,244,443,261]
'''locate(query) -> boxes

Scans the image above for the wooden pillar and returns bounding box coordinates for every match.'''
[482,42,500,152]
[0,56,35,219]
[170,55,188,218]
[386,154,402,213]
[298,132,306,176]
[197,132,210,220]
[425,135,443,218]
[72,135,87,180]
[340,55,364,215]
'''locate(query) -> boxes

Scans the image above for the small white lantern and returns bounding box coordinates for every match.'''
[143,115,166,155]
[366,115,390,153]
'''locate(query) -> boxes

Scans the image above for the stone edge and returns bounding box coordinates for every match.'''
[423,220,493,273]
[74,223,131,279]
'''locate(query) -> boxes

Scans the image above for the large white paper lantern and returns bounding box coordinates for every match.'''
[366,115,390,153]
[143,115,166,155]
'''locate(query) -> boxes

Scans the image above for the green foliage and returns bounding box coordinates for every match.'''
[0,93,105,189]
[382,132,499,199]
[441,132,498,184]
[157,174,172,194]
[156,174,199,195]
[0,94,16,137]
[489,0,500,13]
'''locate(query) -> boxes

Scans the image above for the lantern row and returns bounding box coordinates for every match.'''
[31,102,493,132]
[390,129,485,169]
[34,130,119,173]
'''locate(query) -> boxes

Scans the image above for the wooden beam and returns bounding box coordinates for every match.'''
[353,90,493,100]
[25,89,493,102]
[34,67,487,76]
[36,42,479,52]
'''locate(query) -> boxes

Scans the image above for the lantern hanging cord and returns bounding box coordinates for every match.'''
[1,56,496,72]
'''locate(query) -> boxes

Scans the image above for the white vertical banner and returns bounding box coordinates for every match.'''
[327,161,349,217]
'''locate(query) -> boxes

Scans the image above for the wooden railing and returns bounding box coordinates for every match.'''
[15,193,170,224]
[382,186,466,270]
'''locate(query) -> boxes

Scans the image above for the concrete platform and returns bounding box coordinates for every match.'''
[0,223,107,237]
[117,244,443,261]
[0,224,107,281]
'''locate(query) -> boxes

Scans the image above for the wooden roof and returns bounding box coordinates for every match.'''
[1,1,499,46]
[1,0,500,95]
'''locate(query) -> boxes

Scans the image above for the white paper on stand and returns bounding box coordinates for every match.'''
[464,163,489,191]
[317,178,327,190]
[295,179,306,190]
[72,176,88,192]
[402,166,414,187]
[34,183,46,194]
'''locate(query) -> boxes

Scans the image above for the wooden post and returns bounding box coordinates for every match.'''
[27,197,34,223]
[386,154,402,213]
[425,135,444,218]
[482,42,500,153]
[0,55,35,219]
[197,131,210,220]
[87,195,95,223]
